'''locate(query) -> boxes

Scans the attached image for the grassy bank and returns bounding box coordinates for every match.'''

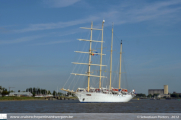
[0,96,45,101]
[0,96,78,101]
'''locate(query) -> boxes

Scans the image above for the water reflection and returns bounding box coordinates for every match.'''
[0,99,181,113]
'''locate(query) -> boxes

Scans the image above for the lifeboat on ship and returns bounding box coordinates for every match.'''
[122,89,128,93]
[112,89,119,91]
[95,89,100,92]
[111,88,119,93]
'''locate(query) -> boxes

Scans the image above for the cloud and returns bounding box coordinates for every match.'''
[0,35,45,45]
[13,1,181,33]
[1,27,82,45]
[111,0,181,25]
[32,28,81,45]
[33,40,74,45]
[0,65,66,69]
[43,0,81,8]
[14,15,100,33]
[0,27,10,33]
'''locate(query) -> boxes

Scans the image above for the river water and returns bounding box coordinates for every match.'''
[0,99,181,113]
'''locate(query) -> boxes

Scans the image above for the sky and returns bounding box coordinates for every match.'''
[0,0,181,95]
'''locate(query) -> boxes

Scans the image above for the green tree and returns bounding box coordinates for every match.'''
[171,93,179,98]
[53,91,57,96]
[26,88,29,92]
[153,94,159,97]
[37,88,40,94]
[32,92,35,97]
[47,90,51,94]
[136,93,146,97]
[29,88,32,93]
[58,92,63,96]
[3,88,7,92]
[10,90,14,93]
[147,94,152,98]
[66,92,74,96]
[2,91,9,96]
[0,86,2,94]
[33,87,36,94]
[41,89,45,94]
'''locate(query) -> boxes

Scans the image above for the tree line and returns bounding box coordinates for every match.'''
[171,93,181,98]
[0,86,64,97]
[26,87,51,95]
[0,86,9,96]
[26,87,64,96]
[136,93,181,98]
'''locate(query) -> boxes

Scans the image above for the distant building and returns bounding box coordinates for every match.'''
[148,89,164,95]
[9,92,33,97]
[164,85,168,94]
[148,85,170,98]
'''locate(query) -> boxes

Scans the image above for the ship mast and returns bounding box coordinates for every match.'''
[87,22,93,92]
[99,20,105,88]
[119,40,122,89]
[70,20,106,93]
[109,23,114,90]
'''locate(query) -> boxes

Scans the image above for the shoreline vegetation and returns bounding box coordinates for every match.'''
[0,96,78,101]
[0,96,45,101]
[133,97,181,100]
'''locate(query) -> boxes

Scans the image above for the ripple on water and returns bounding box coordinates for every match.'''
[0,99,181,113]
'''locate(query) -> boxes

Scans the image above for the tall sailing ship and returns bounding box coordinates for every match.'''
[61,20,136,102]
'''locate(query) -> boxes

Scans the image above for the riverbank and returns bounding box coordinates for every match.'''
[0,96,45,101]
[0,96,78,101]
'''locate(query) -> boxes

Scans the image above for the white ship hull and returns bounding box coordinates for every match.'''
[75,92,134,103]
